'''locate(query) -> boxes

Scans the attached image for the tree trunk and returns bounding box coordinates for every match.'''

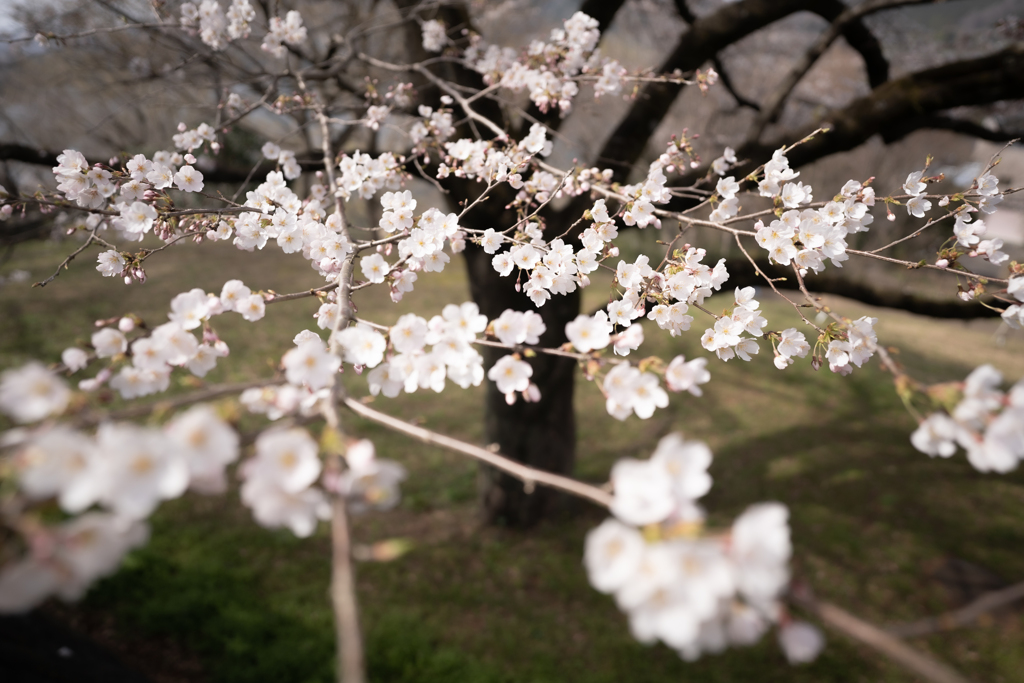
[462,242,581,527]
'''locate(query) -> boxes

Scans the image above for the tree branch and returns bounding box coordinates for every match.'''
[341,397,614,509]
[881,114,1024,145]
[793,595,974,683]
[500,0,631,140]
[595,0,819,183]
[748,0,935,141]
[810,0,891,89]
[675,45,1024,187]
[885,579,1024,639]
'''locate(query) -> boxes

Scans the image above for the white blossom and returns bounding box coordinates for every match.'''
[0,362,71,423]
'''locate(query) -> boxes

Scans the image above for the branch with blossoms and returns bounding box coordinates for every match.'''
[1,5,1023,683]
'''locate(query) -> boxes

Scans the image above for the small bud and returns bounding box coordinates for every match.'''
[118,317,135,333]
[935,258,949,268]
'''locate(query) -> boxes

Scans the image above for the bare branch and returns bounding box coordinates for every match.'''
[341,397,614,509]
[792,594,974,683]
[747,0,935,141]
[885,579,1024,639]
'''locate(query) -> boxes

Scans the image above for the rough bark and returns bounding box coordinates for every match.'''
[463,235,581,526]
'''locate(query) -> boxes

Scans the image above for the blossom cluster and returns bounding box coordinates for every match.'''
[373,192,462,276]
[911,365,1024,473]
[1001,276,1024,328]
[0,512,148,613]
[0,404,239,611]
[949,171,1008,267]
[53,149,203,245]
[336,150,405,201]
[363,304,488,397]
[408,104,456,150]
[561,308,710,418]
[751,163,875,275]
[421,19,447,53]
[0,392,406,611]
[260,141,303,180]
[17,278,275,407]
[699,287,766,362]
[261,10,307,58]
[180,0,256,51]
[584,433,823,663]
[76,281,268,400]
[823,316,878,376]
[241,427,330,537]
[172,121,217,153]
[436,122,550,187]
[465,12,625,116]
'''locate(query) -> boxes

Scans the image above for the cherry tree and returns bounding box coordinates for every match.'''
[0,2,1022,682]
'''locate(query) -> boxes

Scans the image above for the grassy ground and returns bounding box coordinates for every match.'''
[2,235,1024,683]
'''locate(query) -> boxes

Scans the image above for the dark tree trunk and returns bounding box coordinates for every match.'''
[462,239,581,527]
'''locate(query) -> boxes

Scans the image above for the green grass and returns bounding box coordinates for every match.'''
[2,235,1024,682]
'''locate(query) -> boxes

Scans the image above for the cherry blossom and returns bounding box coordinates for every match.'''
[0,362,71,423]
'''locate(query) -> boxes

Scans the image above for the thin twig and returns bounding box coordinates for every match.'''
[885,579,1024,639]
[33,230,104,287]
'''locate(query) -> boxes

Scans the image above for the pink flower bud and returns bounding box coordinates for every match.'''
[935,258,949,268]
[118,317,135,333]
